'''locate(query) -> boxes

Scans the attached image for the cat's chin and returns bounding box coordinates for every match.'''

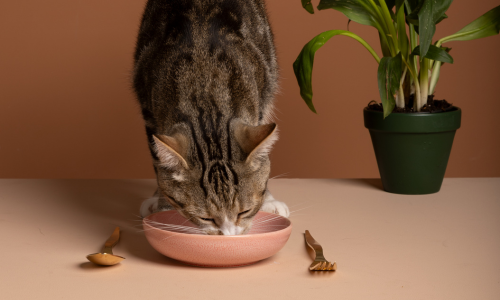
[203,229,221,235]
[202,226,251,236]
[202,225,251,236]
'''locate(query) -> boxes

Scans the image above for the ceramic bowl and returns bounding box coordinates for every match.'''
[143,210,292,267]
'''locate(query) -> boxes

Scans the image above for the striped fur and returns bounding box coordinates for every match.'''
[133,0,287,235]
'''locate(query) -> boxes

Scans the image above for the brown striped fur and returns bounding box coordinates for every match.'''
[133,0,288,235]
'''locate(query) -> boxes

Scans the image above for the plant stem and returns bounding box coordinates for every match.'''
[377,24,396,56]
[419,58,430,111]
[397,65,408,108]
[413,72,422,111]
[376,0,399,52]
[429,61,441,95]
[402,52,420,109]
[367,0,398,55]
[404,1,421,109]
[402,58,420,110]
[405,1,419,82]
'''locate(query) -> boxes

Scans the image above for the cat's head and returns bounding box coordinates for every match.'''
[151,120,278,235]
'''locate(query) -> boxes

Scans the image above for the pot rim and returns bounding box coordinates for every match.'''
[364,106,461,133]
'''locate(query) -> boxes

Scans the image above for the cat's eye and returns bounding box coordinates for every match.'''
[238,209,251,218]
[200,217,215,224]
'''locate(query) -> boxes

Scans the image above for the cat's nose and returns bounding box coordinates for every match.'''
[219,219,241,235]
[220,225,237,235]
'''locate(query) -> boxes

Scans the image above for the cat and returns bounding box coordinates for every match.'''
[133,0,289,235]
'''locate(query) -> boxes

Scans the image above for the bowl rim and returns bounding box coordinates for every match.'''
[142,210,292,239]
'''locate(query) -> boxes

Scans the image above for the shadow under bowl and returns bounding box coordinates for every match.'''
[142,211,292,267]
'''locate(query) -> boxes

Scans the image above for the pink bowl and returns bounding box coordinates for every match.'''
[143,210,292,267]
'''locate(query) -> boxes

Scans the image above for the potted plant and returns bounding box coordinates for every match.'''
[293,0,500,194]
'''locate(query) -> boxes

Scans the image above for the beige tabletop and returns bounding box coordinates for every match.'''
[1,178,499,299]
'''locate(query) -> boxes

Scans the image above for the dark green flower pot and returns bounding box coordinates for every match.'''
[364,107,461,195]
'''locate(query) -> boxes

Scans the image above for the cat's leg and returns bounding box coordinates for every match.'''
[140,189,174,218]
[260,190,290,217]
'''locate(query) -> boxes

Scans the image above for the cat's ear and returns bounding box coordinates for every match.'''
[152,133,189,169]
[234,122,278,163]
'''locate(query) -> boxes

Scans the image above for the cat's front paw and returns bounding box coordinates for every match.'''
[140,196,160,218]
[140,194,175,218]
[260,200,290,217]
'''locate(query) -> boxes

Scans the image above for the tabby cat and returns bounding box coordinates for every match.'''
[133,0,288,235]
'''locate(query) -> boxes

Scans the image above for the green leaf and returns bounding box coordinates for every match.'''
[385,1,399,23]
[377,53,402,118]
[440,46,452,66]
[436,13,448,24]
[405,0,422,26]
[410,12,448,26]
[418,0,435,58]
[406,0,451,21]
[386,0,397,10]
[293,30,381,113]
[389,9,397,23]
[406,14,419,26]
[407,1,451,35]
[301,0,315,14]
[411,45,454,64]
[431,1,452,23]
[379,32,392,57]
[396,0,409,59]
[405,0,420,11]
[317,0,379,27]
[440,5,500,43]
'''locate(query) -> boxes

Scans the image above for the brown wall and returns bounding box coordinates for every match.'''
[1,0,499,179]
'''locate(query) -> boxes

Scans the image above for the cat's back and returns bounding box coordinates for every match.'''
[134,0,278,131]
[135,0,273,56]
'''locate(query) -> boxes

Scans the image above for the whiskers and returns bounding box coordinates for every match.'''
[129,214,207,236]
[248,203,312,234]
[146,222,205,234]
[129,202,311,237]
[287,203,314,217]
[249,202,313,234]
[269,172,290,180]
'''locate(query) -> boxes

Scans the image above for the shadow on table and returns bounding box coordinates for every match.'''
[53,178,382,270]
[305,178,384,191]
[78,262,124,270]
[357,178,384,191]
[48,179,193,268]
[57,179,277,270]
